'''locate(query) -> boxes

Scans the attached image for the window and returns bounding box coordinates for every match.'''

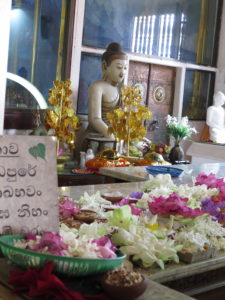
[83,0,220,65]
[183,70,215,120]
[6,0,71,110]
[75,0,221,121]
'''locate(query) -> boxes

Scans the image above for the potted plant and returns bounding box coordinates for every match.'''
[166,115,197,163]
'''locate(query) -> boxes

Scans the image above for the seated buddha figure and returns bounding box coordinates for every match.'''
[84,42,128,141]
[206,91,225,143]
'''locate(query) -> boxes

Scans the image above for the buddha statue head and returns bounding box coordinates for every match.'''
[101,42,128,86]
[213,91,225,106]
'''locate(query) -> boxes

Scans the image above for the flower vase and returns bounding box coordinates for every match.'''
[169,141,184,164]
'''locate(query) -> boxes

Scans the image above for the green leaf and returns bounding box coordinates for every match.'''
[37,143,46,160]
[29,146,38,159]
[28,143,46,161]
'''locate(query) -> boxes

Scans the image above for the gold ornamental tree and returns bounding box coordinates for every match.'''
[45,80,79,153]
[107,86,152,156]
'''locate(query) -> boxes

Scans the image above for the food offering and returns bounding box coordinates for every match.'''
[85,149,130,170]
[101,267,148,300]
[131,152,171,166]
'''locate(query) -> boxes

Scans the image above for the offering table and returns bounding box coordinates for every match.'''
[187,142,225,164]
[59,166,225,300]
[98,162,225,184]
[0,257,194,300]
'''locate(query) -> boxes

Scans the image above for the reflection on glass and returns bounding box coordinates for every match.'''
[6,0,69,109]
[182,70,215,120]
[6,80,37,109]
[83,0,220,65]
[6,72,48,109]
[77,53,101,114]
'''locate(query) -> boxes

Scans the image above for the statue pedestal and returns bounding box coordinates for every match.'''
[187,142,225,164]
[86,136,118,154]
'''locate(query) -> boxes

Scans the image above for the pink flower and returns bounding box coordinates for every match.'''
[148,193,203,218]
[116,198,130,206]
[129,204,142,216]
[195,173,225,203]
[195,173,225,189]
[116,198,142,215]
[92,236,117,258]
[59,197,80,218]
[29,232,68,256]
[25,233,36,240]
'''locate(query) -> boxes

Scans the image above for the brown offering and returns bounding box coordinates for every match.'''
[101,192,124,203]
[101,267,148,300]
[60,218,84,229]
[73,209,99,224]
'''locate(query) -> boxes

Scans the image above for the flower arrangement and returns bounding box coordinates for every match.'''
[166,115,197,143]
[8,172,225,273]
[45,80,80,152]
[14,231,117,259]
[107,86,152,156]
[195,173,225,202]
[59,197,80,218]
[148,193,203,218]
[201,198,225,224]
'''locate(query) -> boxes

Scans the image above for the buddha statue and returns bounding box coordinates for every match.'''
[81,42,128,151]
[206,91,225,143]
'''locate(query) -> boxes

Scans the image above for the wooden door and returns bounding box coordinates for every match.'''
[128,62,175,145]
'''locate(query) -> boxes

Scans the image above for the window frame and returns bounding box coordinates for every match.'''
[70,0,220,122]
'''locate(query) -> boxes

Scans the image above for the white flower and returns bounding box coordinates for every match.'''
[166,114,197,141]
[76,191,110,217]
[142,174,175,192]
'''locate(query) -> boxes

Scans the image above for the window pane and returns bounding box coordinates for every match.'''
[83,0,220,65]
[6,0,69,109]
[5,79,37,109]
[182,70,215,120]
[77,53,102,114]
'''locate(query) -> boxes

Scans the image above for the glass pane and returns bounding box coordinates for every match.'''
[6,0,69,109]
[5,79,37,109]
[182,70,215,120]
[77,53,102,114]
[83,0,219,65]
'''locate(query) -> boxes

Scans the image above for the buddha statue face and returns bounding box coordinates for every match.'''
[214,91,225,107]
[103,58,128,86]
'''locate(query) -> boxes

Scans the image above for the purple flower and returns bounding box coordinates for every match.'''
[201,197,225,222]
[129,192,143,199]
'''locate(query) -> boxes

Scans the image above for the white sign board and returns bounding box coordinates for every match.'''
[0,135,59,235]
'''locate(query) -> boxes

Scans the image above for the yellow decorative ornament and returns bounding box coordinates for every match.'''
[107,85,152,156]
[45,80,80,151]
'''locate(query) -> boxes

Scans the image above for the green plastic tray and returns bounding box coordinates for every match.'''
[0,235,126,277]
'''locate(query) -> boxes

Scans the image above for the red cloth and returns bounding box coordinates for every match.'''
[8,262,109,300]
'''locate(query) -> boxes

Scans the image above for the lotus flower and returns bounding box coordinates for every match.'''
[92,236,117,258]
[148,193,203,218]
[30,232,68,256]
[59,197,80,218]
